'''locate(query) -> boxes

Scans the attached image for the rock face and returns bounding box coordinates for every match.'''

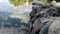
[29,0,60,34]
[48,17,60,34]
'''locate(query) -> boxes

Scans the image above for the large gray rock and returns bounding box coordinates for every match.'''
[48,17,60,34]
[39,17,56,34]
[29,0,60,34]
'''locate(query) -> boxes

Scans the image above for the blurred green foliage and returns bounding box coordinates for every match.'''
[28,0,33,4]
[28,0,48,5]
[9,0,27,6]
[9,0,60,6]
[40,0,48,3]
[47,0,60,2]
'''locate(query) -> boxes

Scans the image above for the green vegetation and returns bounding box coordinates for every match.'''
[9,0,60,6]
[40,0,60,3]
[28,0,48,5]
[49,0,60,2]
[40,0,48,3]
[28,0,48,4]
[9,0,48,6]
[28,0,33,5]
[9,0,27,6]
